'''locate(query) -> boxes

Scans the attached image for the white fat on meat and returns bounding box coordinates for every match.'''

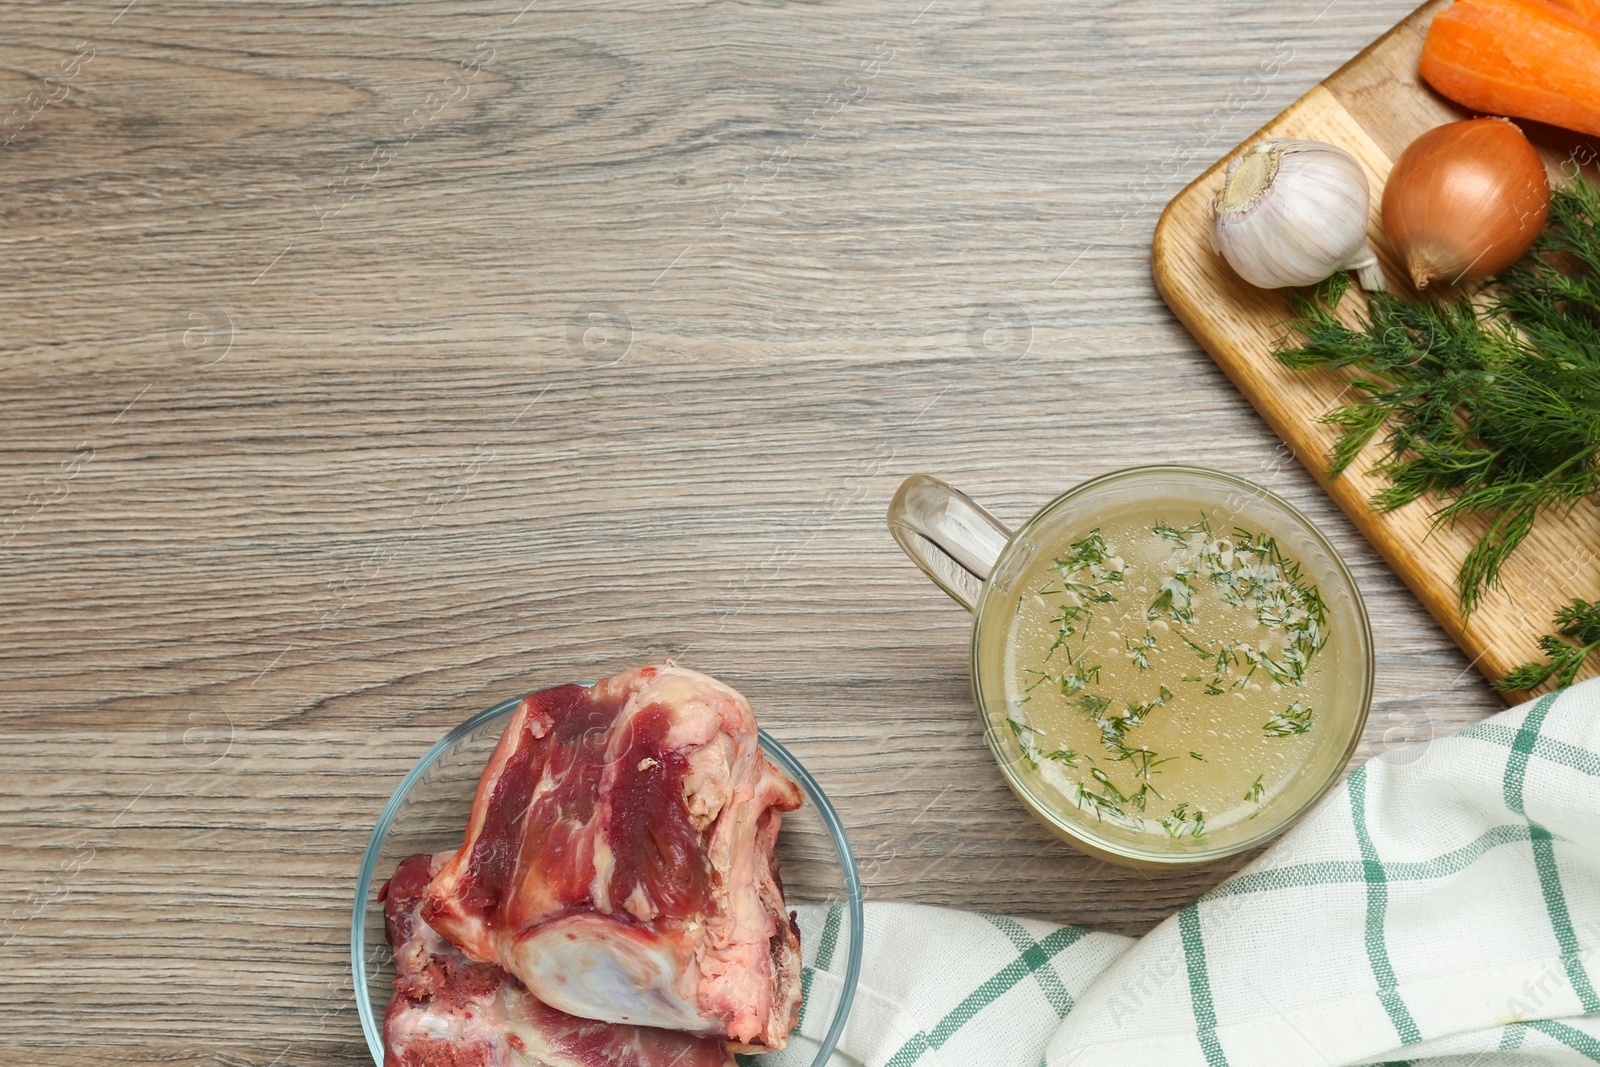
[382,851,735,1067]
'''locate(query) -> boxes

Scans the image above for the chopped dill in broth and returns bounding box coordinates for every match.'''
[1001,510,1331,841]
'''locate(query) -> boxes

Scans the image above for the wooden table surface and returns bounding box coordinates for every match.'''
[0,0,1508,1061]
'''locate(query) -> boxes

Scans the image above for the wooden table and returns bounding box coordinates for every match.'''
[1,1,1506,1062]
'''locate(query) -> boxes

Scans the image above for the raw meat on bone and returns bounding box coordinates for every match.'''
[382,851,735,1067]
[424,665,804,1051]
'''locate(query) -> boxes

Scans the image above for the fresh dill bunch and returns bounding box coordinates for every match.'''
[1276,178,1600,616]
[1495,598,1600,692]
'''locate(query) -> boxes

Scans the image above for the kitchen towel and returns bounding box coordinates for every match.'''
[774,677,1600,1067]
[767,904,1132,1067]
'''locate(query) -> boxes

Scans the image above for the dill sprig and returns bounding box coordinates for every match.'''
[1263,699,1314,738]
[1078,693,1113,717]
[1160,802,1206,839]
[1496,598,1600,692]
[1124,629,1160,670]
[1276,178,1600,617]
[1147,569,1196,624]
[1007,718,1080,771]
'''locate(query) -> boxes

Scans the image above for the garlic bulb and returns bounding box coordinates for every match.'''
[1209,138,1387,291]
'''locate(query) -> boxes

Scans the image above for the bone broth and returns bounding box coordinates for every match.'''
[995,508,1333,842]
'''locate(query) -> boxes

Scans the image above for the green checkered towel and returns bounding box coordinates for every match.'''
[773,680,1600,1067]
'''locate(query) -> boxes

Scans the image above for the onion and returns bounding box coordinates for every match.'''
[1380,117,1550,290]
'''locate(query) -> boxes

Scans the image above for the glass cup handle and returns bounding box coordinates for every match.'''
[886,474,1015,614]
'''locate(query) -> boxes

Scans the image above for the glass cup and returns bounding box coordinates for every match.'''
[887,466,1373,866]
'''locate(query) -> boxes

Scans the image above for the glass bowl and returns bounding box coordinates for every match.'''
[352,692,865,1066]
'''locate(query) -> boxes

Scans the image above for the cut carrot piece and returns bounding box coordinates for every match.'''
[1420,0,1600,136]
[1550,0,1600,24]
[1523,0,1600,32]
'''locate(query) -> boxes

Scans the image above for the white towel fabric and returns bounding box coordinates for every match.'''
[772,679,1600,1067]
[765,904,1132,1067]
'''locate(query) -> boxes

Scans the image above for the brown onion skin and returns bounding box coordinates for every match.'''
[1380,117,1550,290]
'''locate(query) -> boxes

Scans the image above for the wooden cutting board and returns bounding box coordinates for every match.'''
[1152,0,1600,701]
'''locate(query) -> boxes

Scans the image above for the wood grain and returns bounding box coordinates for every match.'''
[1152,0,1600,702]
[0,0,1509,1063]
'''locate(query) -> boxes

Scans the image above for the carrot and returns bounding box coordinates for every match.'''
[1420,0,1600,136]
[1550,0,1600,23]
